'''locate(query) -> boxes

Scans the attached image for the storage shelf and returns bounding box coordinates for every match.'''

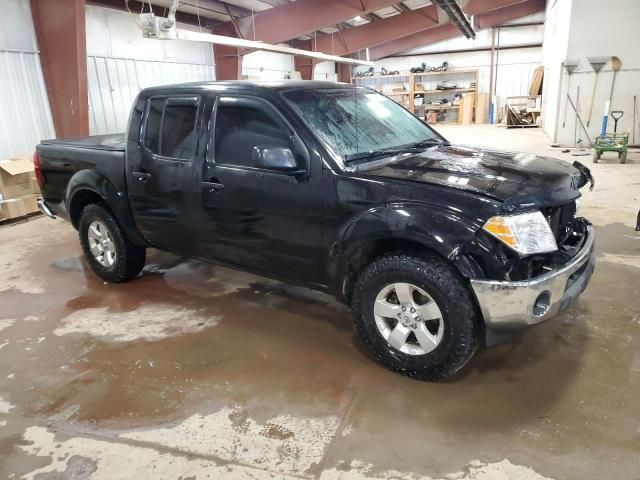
[419,105,460,110]
[414,88,475,95]
[352,68,478,119]
[352,73,411,80]
[412,69,478,76]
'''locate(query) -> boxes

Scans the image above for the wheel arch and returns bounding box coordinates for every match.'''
[331,204,486,303]
[66,170,147,247]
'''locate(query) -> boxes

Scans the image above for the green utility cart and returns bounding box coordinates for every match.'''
[593,132,629,163]
[593,110,629,163]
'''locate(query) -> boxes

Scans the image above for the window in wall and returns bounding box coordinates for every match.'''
[214,104,290,168]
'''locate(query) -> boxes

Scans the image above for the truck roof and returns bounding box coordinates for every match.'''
[139,80,357,95]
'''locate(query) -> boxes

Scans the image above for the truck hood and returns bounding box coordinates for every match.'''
[360,144,593,212]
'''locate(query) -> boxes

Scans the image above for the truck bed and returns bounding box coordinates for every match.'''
[37,133,128,219]
[40,133,126,152]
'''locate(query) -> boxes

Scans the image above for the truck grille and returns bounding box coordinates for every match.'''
[543,201,577,243]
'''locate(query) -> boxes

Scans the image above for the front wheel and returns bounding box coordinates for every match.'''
[352,253,481,381]
[79,203,146,283]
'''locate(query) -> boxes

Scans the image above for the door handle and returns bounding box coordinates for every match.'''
[202,179,225,192]
[132,171,151,183]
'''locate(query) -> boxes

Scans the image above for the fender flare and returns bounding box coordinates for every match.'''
[66,170,146,246]
[329,202,486,298]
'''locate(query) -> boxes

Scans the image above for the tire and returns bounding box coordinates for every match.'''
[79,203,146,283]
[351,252,481,381]
[593,150,601,163]
[619,150,627,163]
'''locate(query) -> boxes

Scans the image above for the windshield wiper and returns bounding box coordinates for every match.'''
[345,139,445,162]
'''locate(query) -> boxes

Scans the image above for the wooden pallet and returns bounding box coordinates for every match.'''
[0,211,42,226]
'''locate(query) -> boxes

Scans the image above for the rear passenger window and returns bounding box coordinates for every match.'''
[144,98,164,154]
[162,104,197,160]
[215,104,290,168]
[144,97,198,160]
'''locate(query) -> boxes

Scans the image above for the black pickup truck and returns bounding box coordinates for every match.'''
[35,81,595,380]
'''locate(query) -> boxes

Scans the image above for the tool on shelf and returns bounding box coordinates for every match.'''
[561,60,579,129]
[567,93,592,145]
[611,110,624,133]
[607,56,621,104]
[586,57,609,127]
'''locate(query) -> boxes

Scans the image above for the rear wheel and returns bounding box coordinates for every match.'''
[352,253,481,381]
[79,203,146,283]
[593,150,601,163]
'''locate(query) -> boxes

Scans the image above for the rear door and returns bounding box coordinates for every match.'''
[127,95,203,250]
[192,94,323,282]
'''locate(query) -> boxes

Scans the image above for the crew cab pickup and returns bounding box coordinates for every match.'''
[35,81,595,380]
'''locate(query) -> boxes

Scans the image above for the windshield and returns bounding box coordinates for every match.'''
[282,87,443,162]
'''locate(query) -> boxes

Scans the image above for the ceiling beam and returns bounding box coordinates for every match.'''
[232,0,403,44]
[473,0,545,29]
[86,0,219,28]
[433,0,475,38]
[464,0,531,15]
[294,5,439,57]
[370,22,460,59]
[393,3,411,13]
[369,0,545,59]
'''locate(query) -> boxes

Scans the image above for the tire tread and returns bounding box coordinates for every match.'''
[352,251,480,381]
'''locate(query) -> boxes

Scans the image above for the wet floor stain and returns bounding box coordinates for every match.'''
[0,216,639,479]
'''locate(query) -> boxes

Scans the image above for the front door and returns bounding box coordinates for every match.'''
[193,95,323,283]
[127,95,202,250]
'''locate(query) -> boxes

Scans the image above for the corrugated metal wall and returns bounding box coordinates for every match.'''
[0,50,55,159]
[86,5,216,135]
[87,56,214,135]
[0,0,55,159]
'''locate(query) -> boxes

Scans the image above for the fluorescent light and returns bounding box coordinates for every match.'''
[175,29,374,66]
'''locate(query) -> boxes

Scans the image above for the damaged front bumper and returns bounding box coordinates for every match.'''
[470,225,595,329]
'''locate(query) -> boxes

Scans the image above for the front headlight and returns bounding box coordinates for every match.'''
[483,211,558,255]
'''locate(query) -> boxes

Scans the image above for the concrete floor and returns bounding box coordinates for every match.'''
[1,124,639,479]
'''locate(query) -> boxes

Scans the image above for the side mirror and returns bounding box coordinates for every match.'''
[252,146,304,175]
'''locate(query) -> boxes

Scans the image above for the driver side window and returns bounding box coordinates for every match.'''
[214,103,291,168]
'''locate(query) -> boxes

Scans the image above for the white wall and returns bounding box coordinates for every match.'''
[314,61,338,81]
[541,0,572,143]
[242,48,294,80]
[0,0,55,158]
[547,0,640,146]
[242,54,337,81]
[86,5,216,134]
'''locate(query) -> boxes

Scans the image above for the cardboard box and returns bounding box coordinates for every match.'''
[0,194,39,221]
[0,158,34,199]
[22,193,39,214]
[30,175,40,194]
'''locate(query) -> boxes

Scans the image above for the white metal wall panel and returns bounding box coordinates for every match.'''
[0,0,55,158]
[87,56,215,135]
[86,5,216,135]
[0,50,55,159]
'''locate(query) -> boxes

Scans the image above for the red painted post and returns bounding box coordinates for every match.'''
[293,39,315,80]
[30,0,89,138]
[213,22,241,81]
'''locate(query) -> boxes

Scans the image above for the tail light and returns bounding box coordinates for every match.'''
[33,151,44,188]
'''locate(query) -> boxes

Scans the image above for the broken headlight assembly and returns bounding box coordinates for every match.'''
[483,211,558,256]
